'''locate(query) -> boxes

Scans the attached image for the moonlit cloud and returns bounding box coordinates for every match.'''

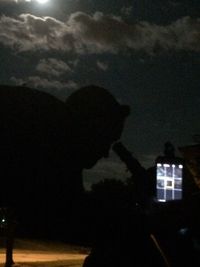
[11,76,78,91]
[96,61,108,71]
[0,0,41,3]
[0,12,199,55]
[36,58,72,77]
[0,14,72,52]
[120,6,133,17]
[70,12,200,54]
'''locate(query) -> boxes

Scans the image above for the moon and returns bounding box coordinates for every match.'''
[36,0,49,4]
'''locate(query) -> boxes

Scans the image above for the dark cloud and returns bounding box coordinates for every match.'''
[0,12,199,55]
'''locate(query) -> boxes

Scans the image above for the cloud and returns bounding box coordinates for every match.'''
[96,61,108,71]
[0,13,73,52]
[0,0,31,2]
[120,6,133,17]
[0,0,35,2]
[0,12,199,55]
[11,76,78,90]
[36,58,72,77]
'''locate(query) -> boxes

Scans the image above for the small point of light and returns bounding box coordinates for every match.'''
[179,165,183,169]
[178,228,189,235]
[164,164,170,167]
[1,218,5,223]
[158,199,166,202]
[157,163,162,167]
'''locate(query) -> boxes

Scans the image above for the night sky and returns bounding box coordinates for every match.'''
[0,0,199,189]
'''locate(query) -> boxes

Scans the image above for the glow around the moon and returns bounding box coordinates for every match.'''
[36,0,49,4]
[23,0,49,4]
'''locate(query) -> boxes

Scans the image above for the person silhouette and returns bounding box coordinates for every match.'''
[0,84,130,241]
[65,85,130,169]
